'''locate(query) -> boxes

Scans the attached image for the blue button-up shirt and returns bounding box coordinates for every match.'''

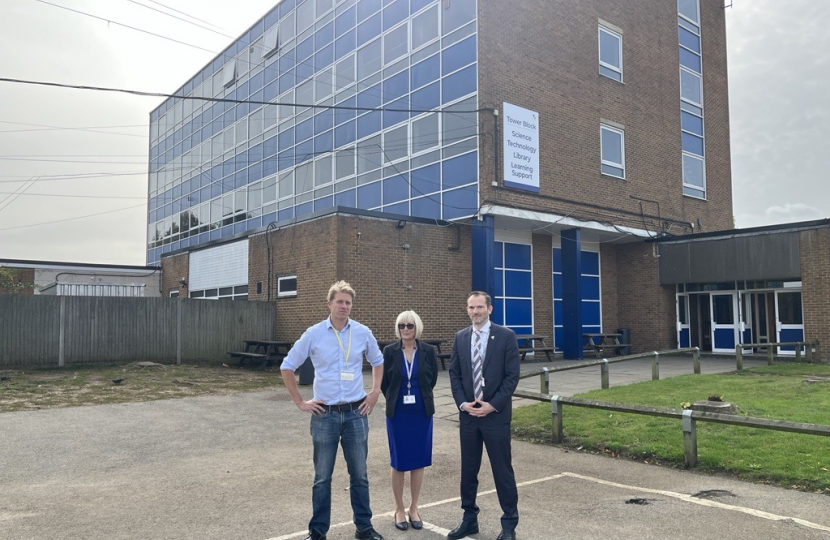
[282,317,383,405]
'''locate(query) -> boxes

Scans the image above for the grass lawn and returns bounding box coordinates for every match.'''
[0,361,283,413]
[512,363,830,494]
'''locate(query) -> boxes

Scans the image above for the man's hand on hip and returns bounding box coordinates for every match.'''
[296,399,326,415]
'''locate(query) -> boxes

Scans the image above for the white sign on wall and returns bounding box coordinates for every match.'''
[503,102,540,192]
[189,240,249,290]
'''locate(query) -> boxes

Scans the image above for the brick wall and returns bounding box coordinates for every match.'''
[531,233,553,335]
[0,267,35,294]
[615,242,676,352]
[248,214,473,345]
[476,0,733,234]
[599,243,620,332]
[800,228,830,361]
[160,253,189,297]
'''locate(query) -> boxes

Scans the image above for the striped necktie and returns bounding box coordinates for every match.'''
[472,329,483,401]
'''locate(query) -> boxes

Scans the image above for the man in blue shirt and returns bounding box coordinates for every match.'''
[281,280,384,540]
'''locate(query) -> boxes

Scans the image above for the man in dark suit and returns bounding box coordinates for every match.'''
[447,291,520,540]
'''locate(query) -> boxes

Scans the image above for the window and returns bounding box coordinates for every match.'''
[682,153,706,198]
[598,26,622,82]
[600,124,625,178]
[278,275,298,297]
[263,27,280,58]
[222,60,237,87]
[169,290,180,298]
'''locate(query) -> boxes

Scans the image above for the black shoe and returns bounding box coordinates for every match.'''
[355,528,384,540]
[303,532,326,540]
[408,515,423,530]
[496,530,516,540]
[447,520,478,539]
[395,516,408,531]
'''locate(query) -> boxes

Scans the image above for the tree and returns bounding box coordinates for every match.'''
[0,267,34,294]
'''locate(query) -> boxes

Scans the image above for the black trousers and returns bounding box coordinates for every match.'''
[458,416,519,530]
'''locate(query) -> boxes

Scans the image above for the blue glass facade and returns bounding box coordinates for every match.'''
[146,0,479,265]
[553,248,601,351]
[492,241,533,336]
[678,0,706,199]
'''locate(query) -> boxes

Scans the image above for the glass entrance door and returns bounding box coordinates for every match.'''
[676,293,690,348]
[775,290,804,355]
[710,292,737,353]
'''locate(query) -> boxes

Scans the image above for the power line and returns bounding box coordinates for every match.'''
[0,191,144,200]
[0,77,490,115]
[0,203,146,232]
[144,0,230,34]
[32,0,217,54]
[121,0,235,39]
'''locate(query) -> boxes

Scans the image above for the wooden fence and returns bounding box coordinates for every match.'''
[0,295,275,368]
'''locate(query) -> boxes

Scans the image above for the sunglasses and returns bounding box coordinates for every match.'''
[397,323,416,330]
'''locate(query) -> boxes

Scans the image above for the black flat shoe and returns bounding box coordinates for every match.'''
[395,518,408,531]
[408,516,423,530]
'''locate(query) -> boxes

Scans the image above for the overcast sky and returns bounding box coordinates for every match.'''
[0,0,827,266]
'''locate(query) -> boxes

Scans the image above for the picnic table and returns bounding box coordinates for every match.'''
[583,333,624,359]
[377,339,450,370]
[227,339,292,368]
[514,334,556,362]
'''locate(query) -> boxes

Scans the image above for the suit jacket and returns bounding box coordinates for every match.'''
[449,323,521,424]
[381,340,439,419]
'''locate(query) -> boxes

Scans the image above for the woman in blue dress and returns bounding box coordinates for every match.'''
[381,310,439,531]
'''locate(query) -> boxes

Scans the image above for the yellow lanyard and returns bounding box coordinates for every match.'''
[332,324,352,368]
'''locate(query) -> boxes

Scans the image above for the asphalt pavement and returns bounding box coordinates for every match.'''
[2,354,828,540]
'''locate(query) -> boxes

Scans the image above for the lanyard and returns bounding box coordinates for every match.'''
[332,324,352,367]
[403,348,416,395]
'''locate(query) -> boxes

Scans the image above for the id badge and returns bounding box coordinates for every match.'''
[340,371,355,381]
[403,394,416,405]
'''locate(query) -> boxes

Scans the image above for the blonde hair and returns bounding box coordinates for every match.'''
[327,280,355,301]
[395,310,424,339]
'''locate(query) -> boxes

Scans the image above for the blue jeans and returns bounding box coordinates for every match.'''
[309,410,372,534]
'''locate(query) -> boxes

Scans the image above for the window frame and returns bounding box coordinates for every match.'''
[598,25,623,82]
[277,274,298,298]
[600,124,626,179]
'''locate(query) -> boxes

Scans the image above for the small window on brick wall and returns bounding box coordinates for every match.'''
[278,275,298,298]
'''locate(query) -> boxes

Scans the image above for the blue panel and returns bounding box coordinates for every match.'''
[385,201,408,214]
[442,64,476,104]
[335,188,356,207]
[679,27,701,53]
[234,170,247,188]
[335,98,357,126]
[383,97,409,128]
[679,328,690,348]
[249,142,264,162]
[681,111,704,135]
[278,128,294,150]
[315,22,335,50]
[552,248,562,272]
[410,163,440,195]
[278,208,294,221]
[442,184,477,220]
[264,135,279,157]
[411,195,440,220]
[296,139,314,163]
[411,54,439,90]
[335,5,356,37]
[679,48,701,73]
[442,35,476,75]
[249,162,263,182]
[554,327,563,351]
[442,151,477,189]
[779,328,804,351]
[383,70,409,102]
[211,183,222,198]
[682,132,705,156]
[297,36,314,62]
[493,269,504,296]
[383,174,409,203]
[262,212,276,225]
[315,109,334,132]
[357,13,381,47]
[561,229,583,359]
[471,215,494,294]
[296,117,314,142]
[494,241,503,268]
[411,82,440,112]
[411,0,433,13]
[357,0,381,22]
[504,243,531,270]
[357,110,382,138]
[505,299,532,326]
[504,270,531,297]
[296,62,315,84]
[335,28,356,60]
[278,148,295,171]
[314,196,335,211]
[492,298,504,325]
[582,251,599,274]
[279,0,296,18]
[554,300,562,324]
[581,301,600,326]
[263,156,278,177]
[279,68,296,93]
[357,181,381,209]
[714,328,735,350]
[296,201,314,217]
[314,130,334,153]
[335,120,357,147]
[383,0,407,30]
[315,43,334,70]
[357,84,382,109]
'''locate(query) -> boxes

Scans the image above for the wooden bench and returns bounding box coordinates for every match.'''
[227,339,292,368]
[436,352,451,370]
[226,351,269,368]
[515,334,556,362]
[583,333,626,359]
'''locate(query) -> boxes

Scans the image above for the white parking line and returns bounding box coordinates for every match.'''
[562,472,830,534]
